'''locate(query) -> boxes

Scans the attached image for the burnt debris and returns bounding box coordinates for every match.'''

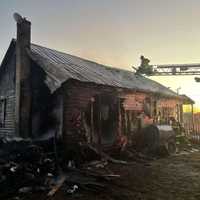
[0,135,157,200]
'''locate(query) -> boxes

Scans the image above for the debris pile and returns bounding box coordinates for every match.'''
[0,138,57,199]
[0,138,122,199]
[175,135,200,154]
[0,134,166,200]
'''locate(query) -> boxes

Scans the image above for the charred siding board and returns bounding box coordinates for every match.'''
[0,53,16,137]
[121,93,146,111]
[62,80,116,142]
[0,95,16,136]
[51,91,64,137]
[158,99,180,108]
[31,61,51,137]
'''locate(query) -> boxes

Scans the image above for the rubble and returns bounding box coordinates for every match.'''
[0,138,57,199]
[0,135,168,200]
[0,138,126,199]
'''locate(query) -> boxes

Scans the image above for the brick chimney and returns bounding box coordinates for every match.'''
[14,13,32,138]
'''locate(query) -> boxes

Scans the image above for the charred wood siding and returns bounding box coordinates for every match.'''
[0,95,16,136]
[31,61,51,137]
[62,80,150,145]
[43,90,64,139]
[0,53,16,137]
[62,80,183,148]
[62,80,116,144]
[121,93,146,111]
[157,98,181,123]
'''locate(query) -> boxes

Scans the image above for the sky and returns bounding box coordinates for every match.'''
[1,0,200,110]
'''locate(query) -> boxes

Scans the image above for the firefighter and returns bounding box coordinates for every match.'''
[136,55,153,75]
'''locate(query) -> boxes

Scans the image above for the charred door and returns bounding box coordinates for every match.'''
[93,94,118,146]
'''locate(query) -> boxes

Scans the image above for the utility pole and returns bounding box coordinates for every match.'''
[176,87,181,94]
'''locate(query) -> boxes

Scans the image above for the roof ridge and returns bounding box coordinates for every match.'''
[30,42,135,73]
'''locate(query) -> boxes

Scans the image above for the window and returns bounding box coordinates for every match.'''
[0,98,6,127]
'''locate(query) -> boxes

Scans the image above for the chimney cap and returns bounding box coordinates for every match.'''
[13,13,29,24]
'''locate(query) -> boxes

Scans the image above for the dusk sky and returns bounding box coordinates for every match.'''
[1,0,200,110]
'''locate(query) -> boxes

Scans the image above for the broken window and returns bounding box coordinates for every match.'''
[0,98,6,127]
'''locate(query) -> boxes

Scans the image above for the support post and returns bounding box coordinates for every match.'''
[191,104,194,133]
[97,95,102,153]
[90,97,95,143]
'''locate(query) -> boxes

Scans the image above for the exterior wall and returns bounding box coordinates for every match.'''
[0,56,57,139]
[31,61,52,138]
[119,93,148,144]
[48,90,64,138]
[0,53,16,137]
[62,80,119,146]
[156,98,181,124]
[62,80,183,148]
[0,54,183,143]
[121,93,147,111]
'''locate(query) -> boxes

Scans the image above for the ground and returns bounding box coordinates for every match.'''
[27,147,200,200]
[4,138,200,200]
[109,152,200,200]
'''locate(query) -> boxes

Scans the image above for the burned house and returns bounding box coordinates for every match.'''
[0,15,189,148]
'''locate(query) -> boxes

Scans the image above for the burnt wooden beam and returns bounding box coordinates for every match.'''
[90,97,95,143]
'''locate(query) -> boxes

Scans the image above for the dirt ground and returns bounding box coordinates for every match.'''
[108,152,200,200]
[24,147,200,200]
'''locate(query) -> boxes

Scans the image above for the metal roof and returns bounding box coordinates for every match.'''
[180,95,195,105]
[27,42,178,97]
